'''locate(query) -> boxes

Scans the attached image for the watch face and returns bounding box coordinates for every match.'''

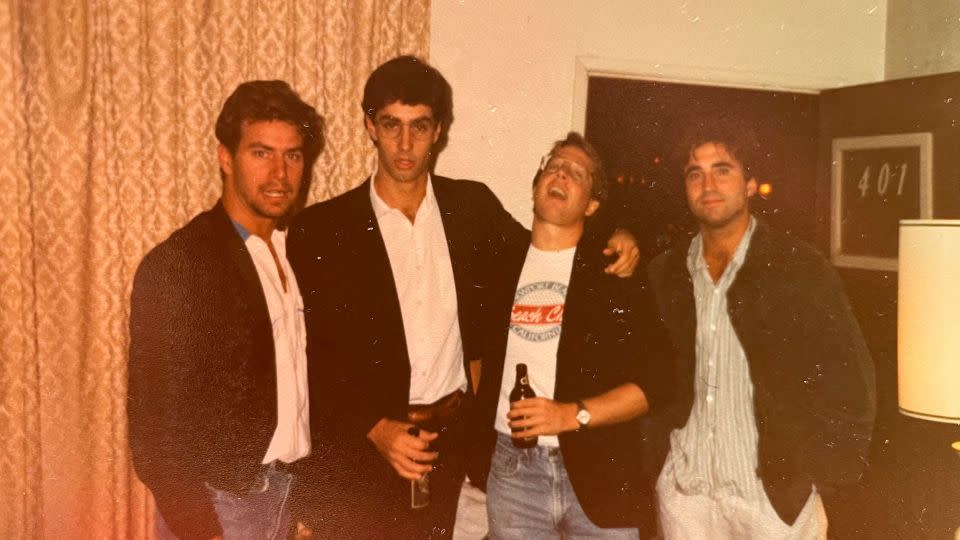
[576,408,591,425]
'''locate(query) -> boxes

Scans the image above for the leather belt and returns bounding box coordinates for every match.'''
[405,390,465,429]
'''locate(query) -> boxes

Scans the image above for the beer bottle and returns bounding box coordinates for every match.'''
[509,363,537,448]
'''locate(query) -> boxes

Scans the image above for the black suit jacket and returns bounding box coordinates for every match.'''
[128,202,279,540]
[286,176,525,528]
[647,219,876,524]
[468,227,674,529]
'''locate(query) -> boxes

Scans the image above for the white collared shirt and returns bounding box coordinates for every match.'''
[370,176,467,405]
[243,228,311,464]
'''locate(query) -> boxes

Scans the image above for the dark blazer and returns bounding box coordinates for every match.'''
[647,219,877,525]
[286,176,525,529]
[128,202,278,540]
[468,227,674,529]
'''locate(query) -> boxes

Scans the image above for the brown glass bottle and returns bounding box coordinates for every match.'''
[509,363,537,448]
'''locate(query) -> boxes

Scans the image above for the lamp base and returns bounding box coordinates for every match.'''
[899,408,960,425]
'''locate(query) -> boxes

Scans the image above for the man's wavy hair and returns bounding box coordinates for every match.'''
[671,113,760,179]
[215,80,325,185]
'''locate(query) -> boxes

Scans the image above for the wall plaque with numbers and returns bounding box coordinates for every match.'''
[831,133,932,271]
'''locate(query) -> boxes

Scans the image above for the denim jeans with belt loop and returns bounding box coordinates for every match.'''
[155,461,294,540]
[486,433,639,540]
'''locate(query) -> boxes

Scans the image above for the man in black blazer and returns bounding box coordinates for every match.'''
[287,57,640,539]
[468,133,672,539]
[128,81,323,540]
[646,118,875,538]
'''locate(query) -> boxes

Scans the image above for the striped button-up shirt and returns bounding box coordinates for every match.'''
[664,217,764,500]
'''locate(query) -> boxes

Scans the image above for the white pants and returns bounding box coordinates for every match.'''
[453,479,489,540]
[656,462,827,540]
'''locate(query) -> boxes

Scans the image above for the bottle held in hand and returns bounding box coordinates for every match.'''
[408,425,430,509]
[510,363,537,448]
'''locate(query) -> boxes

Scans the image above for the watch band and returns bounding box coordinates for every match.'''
[575,400,590,431]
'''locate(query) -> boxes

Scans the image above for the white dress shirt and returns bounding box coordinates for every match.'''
[370,176,467,405]
[242,228,311,464]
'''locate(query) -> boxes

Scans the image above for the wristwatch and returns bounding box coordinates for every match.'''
[575,400,591,431]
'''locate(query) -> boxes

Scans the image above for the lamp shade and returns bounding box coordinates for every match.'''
[898,219,960,424]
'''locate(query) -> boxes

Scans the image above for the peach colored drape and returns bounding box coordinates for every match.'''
[0,1,429,538]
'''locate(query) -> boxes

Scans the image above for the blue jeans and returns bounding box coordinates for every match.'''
[156,462,294,540]
[486,433,639,540]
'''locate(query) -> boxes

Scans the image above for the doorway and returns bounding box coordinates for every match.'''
[583,76,819,259]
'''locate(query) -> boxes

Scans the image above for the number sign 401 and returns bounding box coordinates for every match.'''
[857,162,908,198]
[831,132,932,271]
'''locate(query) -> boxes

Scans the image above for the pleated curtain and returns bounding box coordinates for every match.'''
[0,1,430,537]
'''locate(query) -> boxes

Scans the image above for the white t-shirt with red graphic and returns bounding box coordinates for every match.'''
[494,244,576,447]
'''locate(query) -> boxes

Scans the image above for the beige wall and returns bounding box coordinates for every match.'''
[886,0,960,80]
[430,0,888,224]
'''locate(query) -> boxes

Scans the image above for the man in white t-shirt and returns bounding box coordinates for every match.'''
[469,133,673,539]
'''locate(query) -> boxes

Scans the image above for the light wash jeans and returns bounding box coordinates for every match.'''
[486,433,639,540]
[156,462,294,540]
